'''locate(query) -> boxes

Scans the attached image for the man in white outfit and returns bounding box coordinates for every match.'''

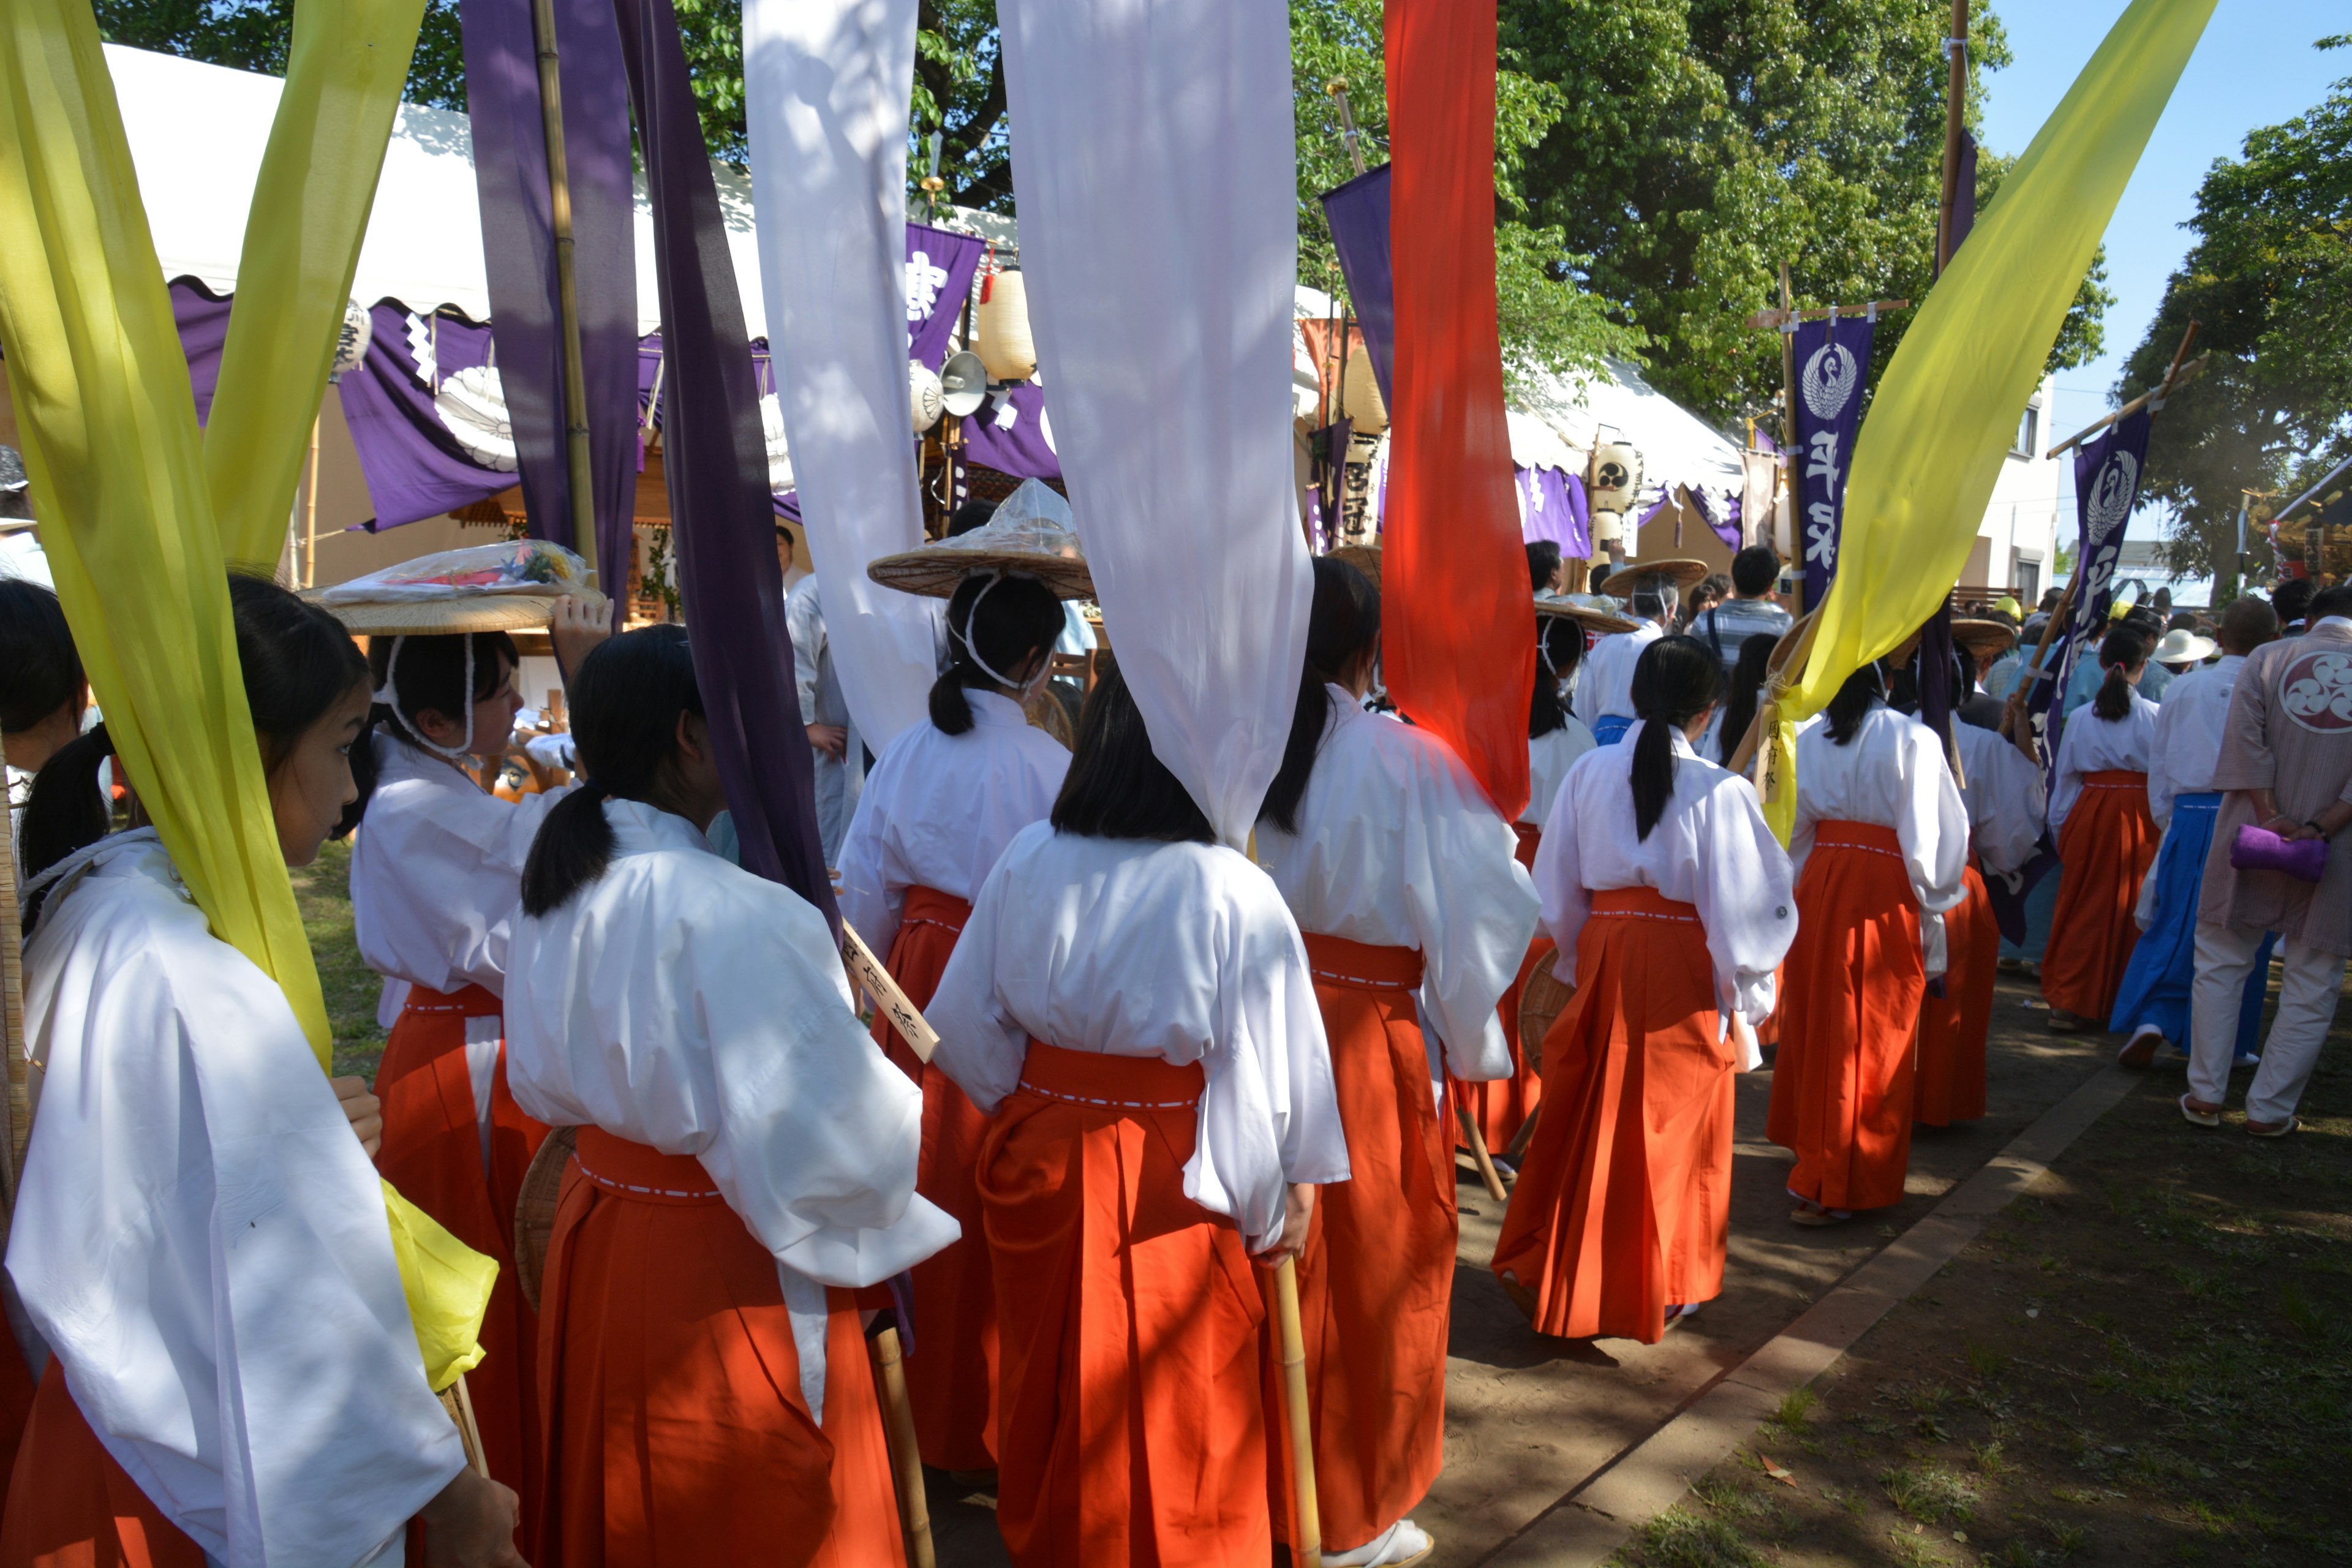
[785,571,863,865]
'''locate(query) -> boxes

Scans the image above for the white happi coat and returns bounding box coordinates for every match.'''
[927,825,1350,1251]
[11,832,465,1567]
[835,689,1068,958]
[1523,718,1598,831]
[785,574,865,865]
[1792,703,1970,976]
[2149,655,2246,828]
[1254,687,1540,1082]
[2049,690,2158,833]
[1578,620,1665,725]
[1533,722,1797,1033]
[1950,721,2047,875]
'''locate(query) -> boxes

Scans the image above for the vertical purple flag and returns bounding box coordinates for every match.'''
[458,0,638,589]
[1790,312,1875,611]
[612,0,837,927]
[1319,164,1395,407]
[904,222,986,371]
[2034,404,2153,784]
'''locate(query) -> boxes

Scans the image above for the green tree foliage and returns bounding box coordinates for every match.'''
[2124,38,2351,584]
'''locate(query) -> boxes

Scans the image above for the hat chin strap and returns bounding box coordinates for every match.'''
[374,634,479,762]
[956,570,1051,700]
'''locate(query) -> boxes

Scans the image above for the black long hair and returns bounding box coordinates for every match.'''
[519,625,703,918]
[1,579,83,738]
[1531,615,1583,740]
[1823,662,1885,745]
[931,572,1066,736]
[2091,625,2150,722]
[1629,636,1723,839]
[1716,632,1779,766]
[350,628,519,816]
[1258,557,1380,834]
[1050,657,1215,843]
[21,574,368,916]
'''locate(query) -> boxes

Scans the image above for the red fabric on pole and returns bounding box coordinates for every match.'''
[1381,0,1532,822]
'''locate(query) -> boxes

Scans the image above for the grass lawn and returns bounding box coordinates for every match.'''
[287,837,389,1082]
[1610,1019,2352,1568]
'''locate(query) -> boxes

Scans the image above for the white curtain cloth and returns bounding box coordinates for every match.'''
[743,0,940,752]
[998,0,1310,844]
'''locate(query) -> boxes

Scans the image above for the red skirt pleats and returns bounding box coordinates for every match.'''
[871,886,996,1472]
[1915,864,1994,1125]
[1458,936,1553,1153]
[1766,821,1924,1212]
[1275,934,1450,1551]
[1488,888,1733,1344]
[533,1129,903,1568]
[981,1042,1266,1568]
[0,1372,204,1568]
[374,983,548,1521]
[2041,771,2159,1020]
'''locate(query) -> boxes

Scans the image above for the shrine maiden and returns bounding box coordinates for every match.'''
[1767,661,1967,1222]
[2041,626,2161,1031]
[503,627,953,1568]
[928,661,1348,1568]
[1254,559,1538,1566]
[836,561,1070,1474]
[1494,636,1795,1341]
[6,575,522,1568]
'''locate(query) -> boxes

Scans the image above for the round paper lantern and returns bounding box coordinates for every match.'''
[1341,346,1387,433]
[977,270,1038,382]
[1589,441,1643,515]
[910,362,944,431]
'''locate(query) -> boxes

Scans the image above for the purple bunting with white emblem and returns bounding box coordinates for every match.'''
[1789,312,1875,610]
[2035,404,2153,785]
[903,222,986,371]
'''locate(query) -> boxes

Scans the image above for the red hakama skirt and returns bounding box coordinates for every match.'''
[1456,819,1549,1153]
[1,1374,205,1568]
[2041,769,2158,1022]
[374,982,548,1517]
[533,1128,905,1568]
[872,886,996,1472]
[981,1042,1267,1567]
[1767,821,1924,1212]
[1489,888,1734,1344]
[1915,863,1994,1125]
[1275,935,1451,1551]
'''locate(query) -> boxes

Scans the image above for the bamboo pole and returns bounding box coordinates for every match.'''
[301,412,321,589]
[1937,1,1970,275]
[2046,349,2207,458]
[529,0,599,583]
[440,1374,491,1478]
[1743,299,1909,332]
[1503,1102,1542,1164]
[1273,1257,1322,1568]
[870,1327,937,1568]
[0,830,26,1216]
[1455,1096,1509,1201]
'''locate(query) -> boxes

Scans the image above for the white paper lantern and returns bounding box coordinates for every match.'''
[977,270,1038,382]
[1341,346,1387,433]
[910,362,944,432]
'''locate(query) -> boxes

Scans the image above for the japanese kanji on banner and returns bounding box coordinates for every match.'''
[1790,311,1876,611]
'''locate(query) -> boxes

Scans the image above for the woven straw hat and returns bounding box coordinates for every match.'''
[312,540,594,636]
[1588,557,1708,598]
[1535,594,1637,636]
[867,478,1094,600]
[1951,617,2020,662]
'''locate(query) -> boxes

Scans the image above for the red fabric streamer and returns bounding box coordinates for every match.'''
[1381,0,1532,822]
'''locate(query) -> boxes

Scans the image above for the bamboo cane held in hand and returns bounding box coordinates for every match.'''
[870,1327,937,1568]
[1453,1096,1509,1200]
[439,1374,491,1478]
[1273,1256,1322,1568]
[842,921,940,1063]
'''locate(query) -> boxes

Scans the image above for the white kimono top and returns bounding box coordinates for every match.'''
[2049,690,2158,833]
[1523,718,1598,831]
[1255,688,1540,1082]
[927,825,1350,1251]
[1950,721,2047,875]
[785,574,864,865]
[835,690,1069,958]
[12,832,464,1567]
[503,799,956,1292]
[1578,621,1665,725]
[2148,654,2245,827]
[350,733,570,1000]
[1792,703,1970,976]
[1533,723,1796,1030]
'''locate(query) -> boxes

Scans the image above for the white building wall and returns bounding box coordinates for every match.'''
[1960,373,2065,605]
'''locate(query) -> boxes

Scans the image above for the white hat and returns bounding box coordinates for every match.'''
[2152,627,2217,666]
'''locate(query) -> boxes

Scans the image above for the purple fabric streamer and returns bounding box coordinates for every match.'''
[172,280,233,426]
[1689,484,1741,551]
[1941,131,1979,275]
[612,0,837,927]
[336,303,517,527]
[905,222,986,371]
[2037,404,2153,786]
[1319,163,1394,408]
[1517,466,1589,559]
[1790,312,1876,609]
[961,383,1061,478]
[458,0,638,589]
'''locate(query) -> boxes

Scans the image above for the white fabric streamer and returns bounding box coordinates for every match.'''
[743,0,940,752]
[997,0,1311,844]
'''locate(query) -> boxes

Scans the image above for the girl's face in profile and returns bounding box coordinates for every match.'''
[267,679,374,867]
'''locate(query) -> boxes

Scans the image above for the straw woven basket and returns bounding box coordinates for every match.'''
[1951,617,2019,662]
[307,593,564,637]
[867,548,1093,601]
[1588,557,1708,597]
[1535,596,1637,636]
[513,1125,578,1313]
[1518,964,1574,1073]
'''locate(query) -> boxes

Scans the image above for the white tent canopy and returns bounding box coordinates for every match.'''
[108,43,768,339]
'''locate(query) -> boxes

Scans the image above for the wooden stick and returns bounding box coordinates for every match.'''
[1504,1101,1542,1164]
[1937,0,1970,274]
[302,412,321,589]
[1454,1096,1509,1201]
[1726,609,1822,779]
[0,819,26,1217]
[529,0,599,582]
[2046,352,2209,458]
[1273,1257,1322,1568]
[440,1375,491,1478]
[1743,299,1911,333]
[870,1327,937,1568]
[842,922,941,1063]
[1777,264,1798,460]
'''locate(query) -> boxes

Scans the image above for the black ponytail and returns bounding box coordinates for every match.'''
[520,625,702,917]
[2092,625,2150,722]
[1715,632,1779,767]
[1259,557,1380,834]
[929,572,1066,736]
[1823,662,1885,745]
[1531,616,1582,740]
[1629,635,1724,840]
[18,722,116,901]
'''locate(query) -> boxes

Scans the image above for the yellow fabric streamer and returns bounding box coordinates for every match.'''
[1755,0,2215,843]
[207,0,426,570]
[0,0,488,1381]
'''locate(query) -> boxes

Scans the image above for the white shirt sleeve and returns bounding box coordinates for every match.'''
[927,861,1031,1117]
[2147,689,2184,828]
[1688,779,1798,1025]
[2050,717,2088,833]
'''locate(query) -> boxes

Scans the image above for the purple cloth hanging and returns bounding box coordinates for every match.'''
[961,383,1061,479]
[905,223,986,371]
[171,280,233,426]
[1790,312,1877,609]
[336,303,518,528]
[1319,164,1394,407]
[613,0,836,928]
[458,0,638,588]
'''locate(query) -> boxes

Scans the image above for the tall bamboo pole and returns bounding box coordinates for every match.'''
[530,0,599,583]
[1937,1,1970,276]
[0,833,26,1215]
[1273,1257,1322,1568]
[301,412,321,589]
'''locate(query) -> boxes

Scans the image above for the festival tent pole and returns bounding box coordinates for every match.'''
[529,0,598,580]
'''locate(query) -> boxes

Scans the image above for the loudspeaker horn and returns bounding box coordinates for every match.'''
[940,350,989,418]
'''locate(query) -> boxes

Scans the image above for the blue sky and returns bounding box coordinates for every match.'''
[1979,2,2344,481]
